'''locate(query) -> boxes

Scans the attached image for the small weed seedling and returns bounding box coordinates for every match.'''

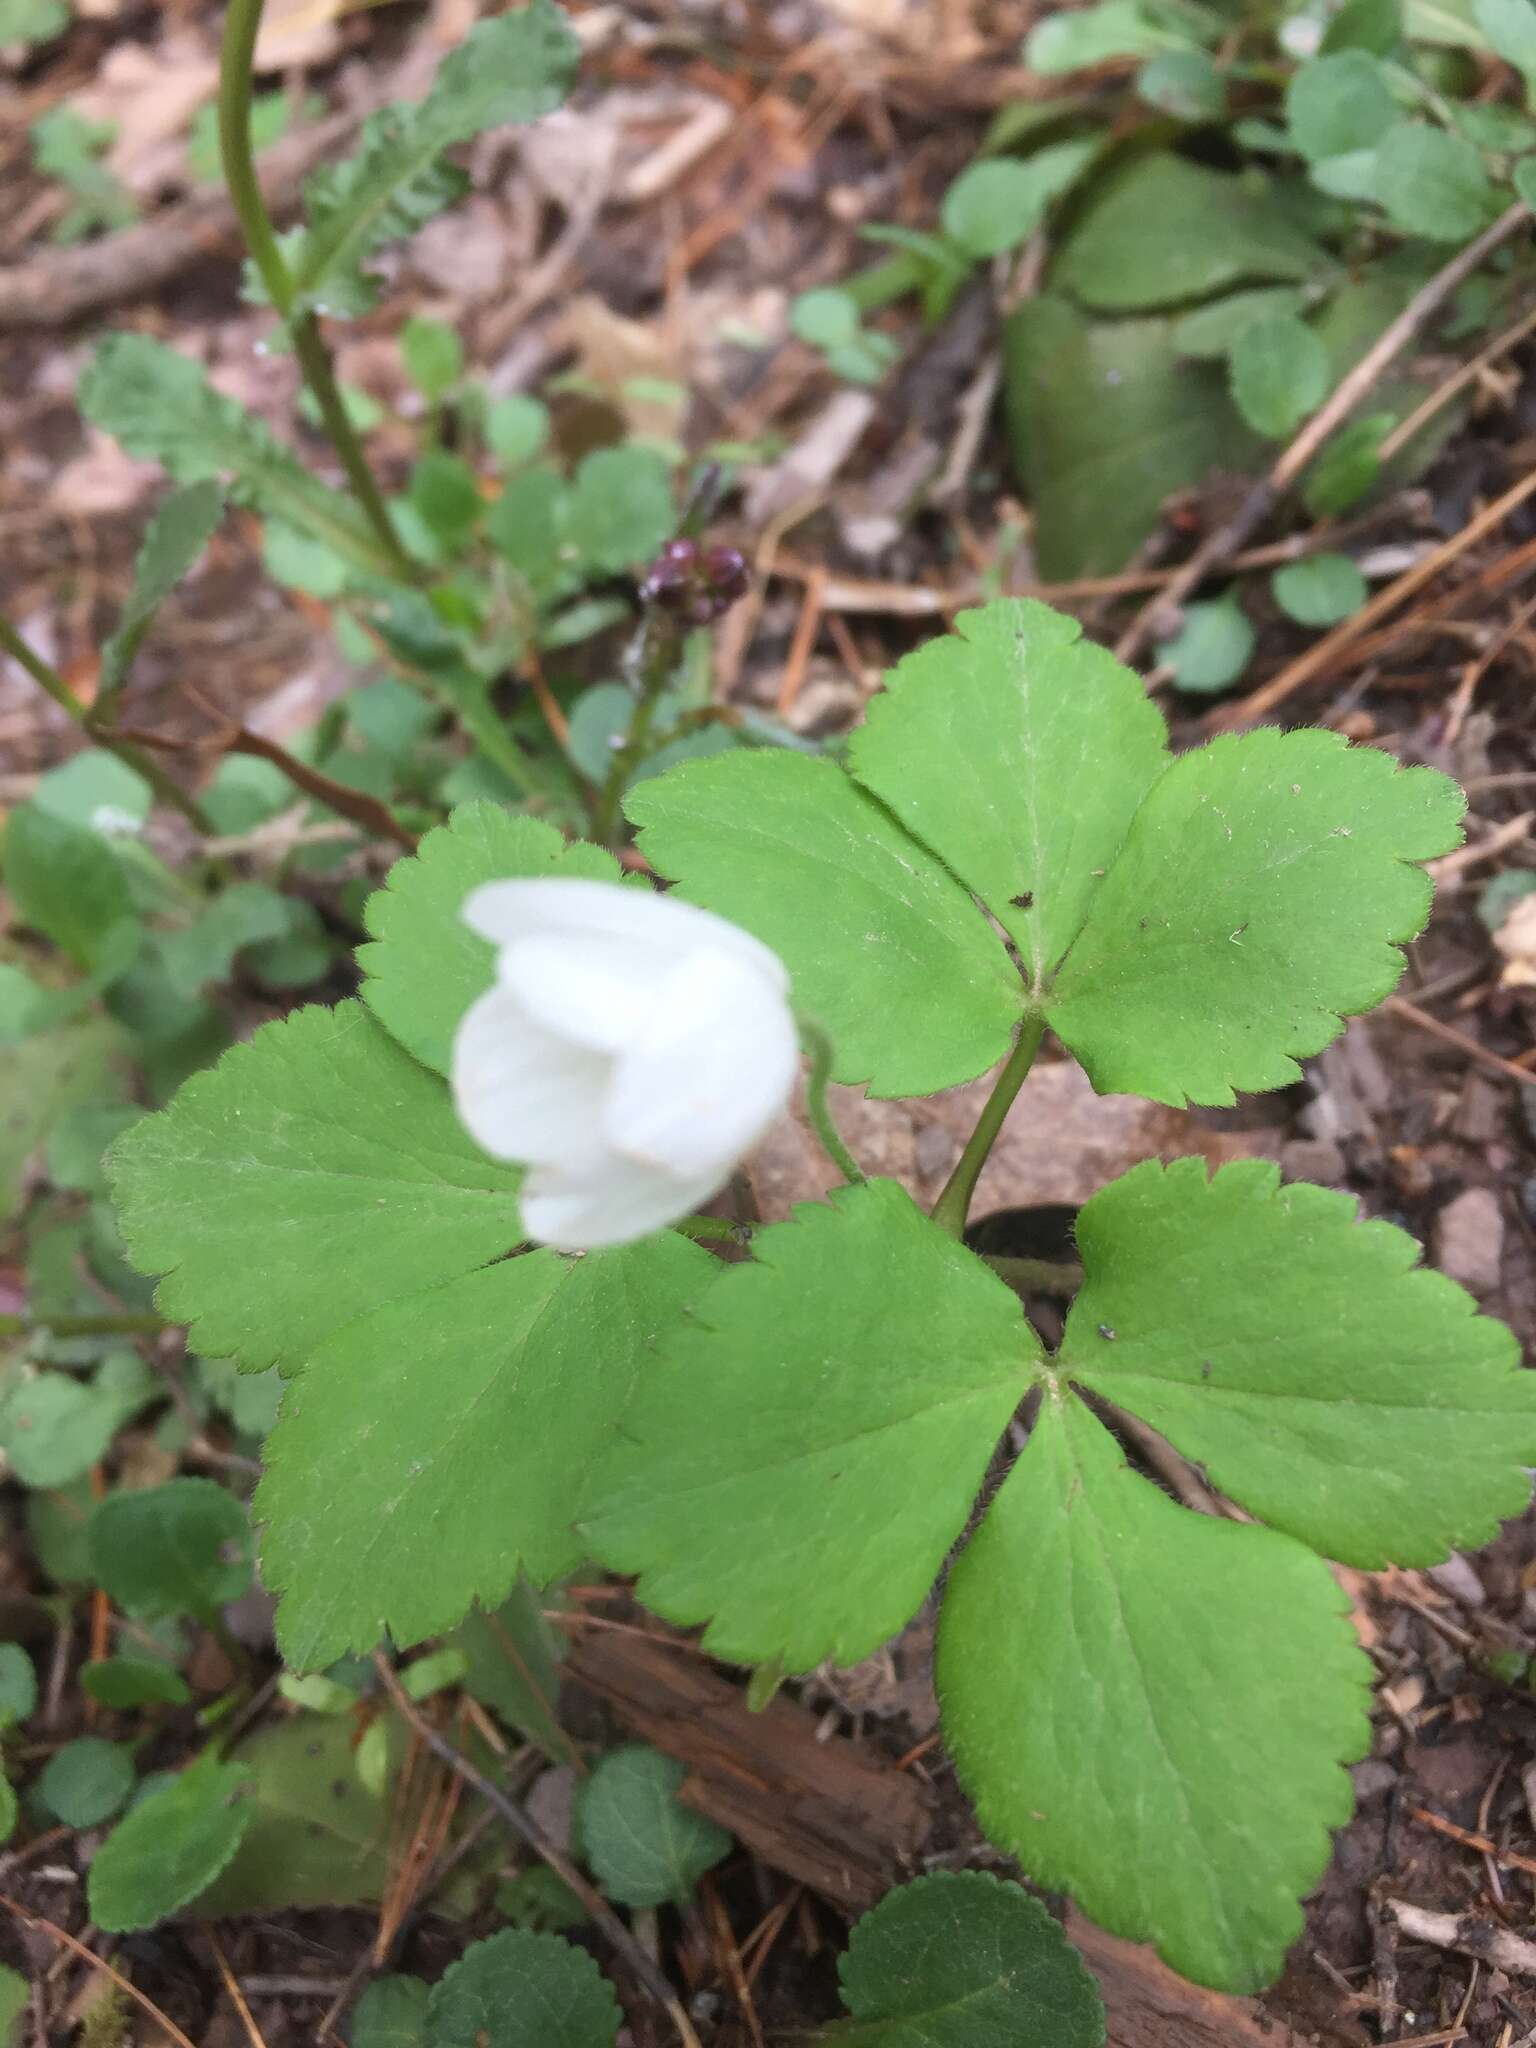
[104,595,1534,1994]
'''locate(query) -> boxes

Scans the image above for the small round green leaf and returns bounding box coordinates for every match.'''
[0,1646,36,1730]
[38,1736,134,1827]
[941,145,1096,259]
[566,446,674,574]
[1136,48,1224,120]
[88,1477,253,1621]
[485,393,550,469]
[1285,52,1396,161]
[1229,314,1329,439]
[353,1975,431,2048]
[425,1928,620,2048]
[1156,593,1255,693]
[401,316,464,400]
[1376,121,1493,241]
[577,1745,731,1908]
[829,1872,1106,2046]
[1302,412,1394,517]
[791,288,861,349]
[0,1372,119,1489]
[1271,552,1368,626]
[88,1757,255,1931]
[80,1656,192,1710]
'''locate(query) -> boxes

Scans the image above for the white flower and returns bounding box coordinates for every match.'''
[452,877,799,1251]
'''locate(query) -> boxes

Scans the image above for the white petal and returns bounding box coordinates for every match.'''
[605,948,799,1180]
[451,986,611,1168]
[497,931,668,1054]
[520,1154,719,1251]
[463,877,789,991]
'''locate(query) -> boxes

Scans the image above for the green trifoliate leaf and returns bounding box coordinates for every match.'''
[158,882,296,999]
[79,335,385,573]
[576,1745,731,1907]
[109,1001,524,1372]
[583,1180,1033,1671]
[259,1232,709,1668]
[1285,51,1398,161]
[89,1757,255,1931]
[1063,1158,1536,1565]
[39,1736,135,1827]
[1272,551,1368,625]
[89,1477,253,1621]
[1025,0,1187,72]
[0,1370,123,1487]
[849,600,1168,991]
[359,804,622,1076]
[1228,313,1330,438]
[1046,728,1464,1104]
[282,2,579,318]
[425,1929,620,2048]
[1375,121,1494,240]
[825,1871,1105,2047]
[100,479,223,698]
[938,1393,1370,1992]
[629,753,1023,1096]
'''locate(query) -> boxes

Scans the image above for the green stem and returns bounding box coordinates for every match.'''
[218,0,413,582]
[593,609,684,844]
[800,1021,865,1187]
[930,1011,1046,1240]
[0,1311,166,1338]
[0,612,212,832]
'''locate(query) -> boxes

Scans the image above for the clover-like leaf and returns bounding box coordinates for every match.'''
[282,2,578,318]
[359,804,622,1075]
[38,1736,135,1827]
[583,1179,1034,1670]
[1046,727,1464,1104]
[848,600,1168,989]
[937,1392,1371,1992]
[824,1872,1105,2047]
[576,1745,731,1908]
[628,755,1024,1096]
[259,1231,709,1668]
[1063,1158,1536,1565]
[89,1757,255,1932]
[109,1001,524,1373]
[426,1930,620,2048]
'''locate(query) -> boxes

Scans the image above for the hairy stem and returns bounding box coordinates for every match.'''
[218,0,413,581]
[593,609,683,844]
[929,1011,1046,1240]
[0,612,212,831]
[800,1020,865,1187]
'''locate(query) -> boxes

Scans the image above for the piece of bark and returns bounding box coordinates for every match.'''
[1067,1914,1322,2048]
[568,1628,1323,2044]
[563,1628,931,1911]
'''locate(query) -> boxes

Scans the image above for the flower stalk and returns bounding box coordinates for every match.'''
[929,1011,1047,1240]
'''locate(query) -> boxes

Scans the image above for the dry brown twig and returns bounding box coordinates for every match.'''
[1115,199,1534,666]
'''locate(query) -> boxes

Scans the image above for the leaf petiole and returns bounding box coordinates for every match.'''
[800,1019,866,1188]
[930,1010,1046,1240]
